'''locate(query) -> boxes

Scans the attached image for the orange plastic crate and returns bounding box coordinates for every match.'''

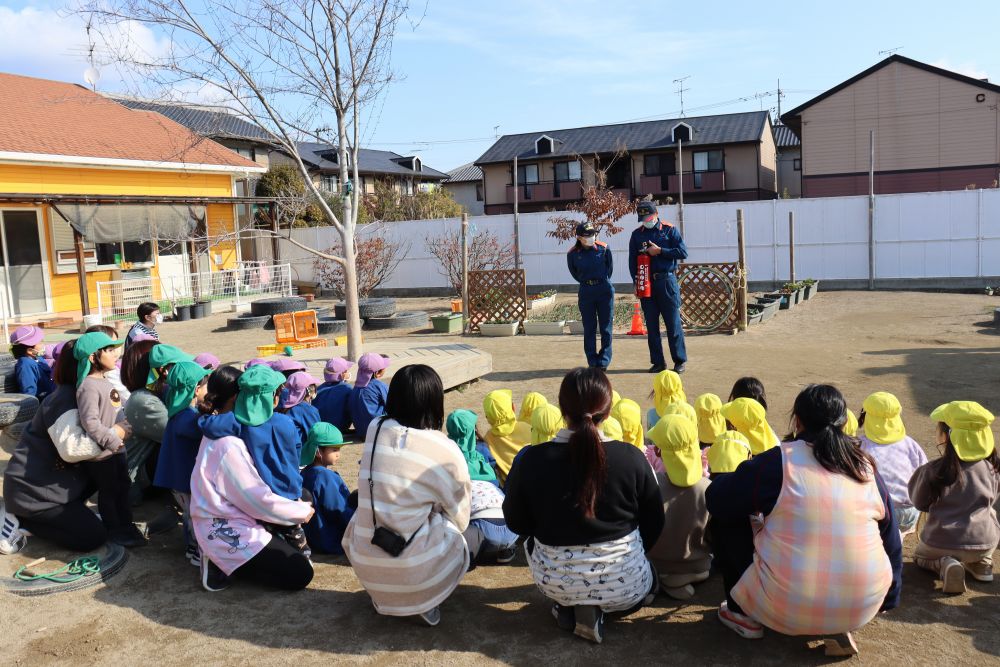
[292,310,319,341]
[272,312,298,344]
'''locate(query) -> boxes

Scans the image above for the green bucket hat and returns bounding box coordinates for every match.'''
[300,422,345,466]
[235,364,285,427]
[165,361,210,418]
[72,332,124,388]
[146,344,194,387]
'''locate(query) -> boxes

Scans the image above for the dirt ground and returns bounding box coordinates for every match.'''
[2,290,1000,665]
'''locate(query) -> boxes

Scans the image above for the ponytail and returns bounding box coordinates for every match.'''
[559,368,613,518]
[200,365,242,415]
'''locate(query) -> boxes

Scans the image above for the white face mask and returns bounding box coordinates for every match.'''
[642,219,657,229]
[154,314,164,324]
[579,236,596,247]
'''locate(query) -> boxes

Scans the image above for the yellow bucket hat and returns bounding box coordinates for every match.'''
[601,415,624,441]
[611,399,644,450]
[708,430,752,474]
[843,409,859,437]
[862,392,906,444]
[530,404,565,445]
[931,401,995,462]
[653,370,686,417]
[483,389,517,437]
[694,393,726,444]
[611,390,622,409]
[663,401,696,423]
[648,415,702,487]
[721,398,778,455]
[519,392,548,423]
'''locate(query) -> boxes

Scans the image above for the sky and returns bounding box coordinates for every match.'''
[1,0,999,173]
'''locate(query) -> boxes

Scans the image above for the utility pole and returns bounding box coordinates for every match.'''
[868,129,876,290]
[513,155,521,269]
[673,76,691,117]
[677,138,684,236]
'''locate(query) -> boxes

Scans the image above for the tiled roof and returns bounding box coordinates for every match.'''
[113,98,275,142]
[475,111,769,165]
[772,123,800,148]
[0,72,260,170]
[297,142,448,180]
[443,162,483,183]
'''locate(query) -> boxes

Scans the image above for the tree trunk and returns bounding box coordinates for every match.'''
[341,196,363,361]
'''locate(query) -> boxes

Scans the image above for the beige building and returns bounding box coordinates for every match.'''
[442,163,485,215]
[782,55,1000,197]
[475,111,778,214]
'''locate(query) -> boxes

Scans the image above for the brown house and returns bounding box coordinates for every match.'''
[782,55,1000,197]
[474,111,778,215]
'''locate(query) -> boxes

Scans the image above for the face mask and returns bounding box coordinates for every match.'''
[154,314,164,324]
[579,236,596,247]
[642,220,657,229]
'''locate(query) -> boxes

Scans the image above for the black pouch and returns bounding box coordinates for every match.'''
[371,526,408,557]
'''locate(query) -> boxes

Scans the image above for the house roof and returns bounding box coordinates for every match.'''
[772,123,800,149]
[474,111,770,165]
[112,98,275,143]
[443,162,483,183]
[296,142,448,180]
[0,72,262,172]
[780,55,1000,135]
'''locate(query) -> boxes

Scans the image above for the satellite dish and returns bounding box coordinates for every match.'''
[84,66,101,87]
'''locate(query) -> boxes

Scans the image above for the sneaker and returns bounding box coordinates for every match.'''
[496,546,517,564]
[647,364,667,374]
[941,557,967,594]
[665,584,696,600]
[186,545,202,568]
[418,607,441,627]
[110,524,148,549]
[146,507,181,536]
[824,632,859,657]
[643,564,660,606]
[963,561,994,582]
[551,603,575,632]
[672,362,687,374]
[0,503,26,555]
[573,605,604,644]
[718,600,764,639]
[200,557,231,592]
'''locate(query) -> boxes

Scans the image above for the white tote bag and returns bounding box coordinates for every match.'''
[48,409,109,463]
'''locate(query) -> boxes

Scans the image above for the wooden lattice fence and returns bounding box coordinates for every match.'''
[468,269,527,332]
[677,262,746,334]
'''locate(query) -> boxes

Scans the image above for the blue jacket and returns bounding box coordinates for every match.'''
[200,411,303,500]
[15,356,55,400]
[628,222,688,281]
[154,407,203,493]
[313,382,353,431]
[286,402,321,453]
[567,241,613,284]
[350,379,389,438]
[302,465,355,554]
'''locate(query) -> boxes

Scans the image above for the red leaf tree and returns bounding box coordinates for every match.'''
[547,154,638,241]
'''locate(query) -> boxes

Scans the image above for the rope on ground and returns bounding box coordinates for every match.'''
[14,556,101,583]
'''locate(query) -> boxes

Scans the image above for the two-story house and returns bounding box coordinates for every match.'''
[474,111,778,215]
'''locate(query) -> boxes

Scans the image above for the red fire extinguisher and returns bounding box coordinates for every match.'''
[635,253,651,298]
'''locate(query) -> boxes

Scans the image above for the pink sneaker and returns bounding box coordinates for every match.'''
[718,600,763,639]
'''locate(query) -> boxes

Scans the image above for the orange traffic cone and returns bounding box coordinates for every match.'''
[626,302,647,336]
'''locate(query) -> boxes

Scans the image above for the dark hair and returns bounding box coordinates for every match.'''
[120,340,159,391]
[385,364,444,431]
[558,367,612,518]
[791,384,874,484]
[924,423,1000,505]
[52,339,78,386]
[201,365,243,415]
[137,302,160,321]
[729,376,768,410]
[10,343,31,359]
[85,324,118,338]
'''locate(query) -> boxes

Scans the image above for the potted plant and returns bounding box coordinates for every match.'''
[523,319,566,335]
[986,286,994,296]
[431,312,464,334]
[528,289,557,311]
[747,303,764,325]
[479,318,519,337]
[755,296,780,322]
[777,284,798,310]
[802,278,819,300]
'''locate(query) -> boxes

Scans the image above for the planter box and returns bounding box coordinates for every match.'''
[757,299,779,322]
[796,288,807,303]
[804,281,819,299]
[431,313,464,334]
[528,294,557,311]
[778,292,796,310]
[479,321,519,337]
[748,310,764,325]
[566,320,586,335]
[523,320,566,335]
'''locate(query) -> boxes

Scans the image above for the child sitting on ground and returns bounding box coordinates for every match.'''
[721,397,779,455]
[707,430,753,479]
[647,414,713,600]
[844,409,859,436]
[85,325,131,404]
[728,376,768,410]
[647,370,687,430]
[517,392,549,429]
[483,389,532,485]
[695,393,726,477]
[10,326,54,400]
[611,399,645,450]
[350,353,391,438]
[300,422,354,555]
[313,358,354,432]
[278,371,322,451]
[909,401,1000,594]
[530,404,565,445]
[154,361,210,565]
[602,416,624,441]
[74,331,145,547]
[858,392,927,536]
[194,353,221,371]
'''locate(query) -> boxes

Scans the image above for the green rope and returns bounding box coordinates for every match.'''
[13,557,101,583]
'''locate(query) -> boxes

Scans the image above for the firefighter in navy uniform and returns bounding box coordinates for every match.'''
[628,201,689,373]
[567,222,615,369]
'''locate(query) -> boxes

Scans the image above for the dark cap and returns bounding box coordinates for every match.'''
[575,222,597,237]
[637,201,657,217]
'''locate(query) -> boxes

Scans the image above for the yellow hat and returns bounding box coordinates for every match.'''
[611,390,622,408]
[519,392,548,423]
[663,401,696,423]
[611,399,644,450]
[653,370,686,417]
[931,401,995,462]
[647,415,702,487]
[843,409,859,437]
[862,392,906,444]
[694,393,726,444]
[721,398,778,455]
[601,415,624,441]
[708,430,752,474]
[530,404,565,445]
[484,389,517,437]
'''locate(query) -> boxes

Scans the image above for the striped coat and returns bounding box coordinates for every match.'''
[343,418,471,616]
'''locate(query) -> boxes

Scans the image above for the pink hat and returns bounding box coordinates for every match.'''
[194,352,221,371]
[324,357,354,383]
[270,358,307,374]
[283,371,321,408]
[244,358,268,370]
[355,352,390,388]
[133,333,157,343]
[10,325,44,347]
[51,341,68,362]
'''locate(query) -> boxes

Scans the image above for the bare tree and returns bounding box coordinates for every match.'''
[425,228,515,295]
[314,232,410,299]
[81,0,414,359]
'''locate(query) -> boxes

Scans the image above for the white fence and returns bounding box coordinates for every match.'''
[258,188,1000,290]
[96,262,293,321]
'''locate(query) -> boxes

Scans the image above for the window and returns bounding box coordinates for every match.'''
[320,175,339,192]
[554,160,581,182]
[644,153,675,176]
[693,150,724,172]
[671,123,693,143]
[475,182,484,201]
[793,158,801,171]
[234,146,256,162]
[402,178,414,195]
[535,135,554,155]
[516,164,539,185]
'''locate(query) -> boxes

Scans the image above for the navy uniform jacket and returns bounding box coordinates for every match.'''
[628,223,688,282]
[313,381,353,431]
[567,241,613,283]
[302,465,355,554]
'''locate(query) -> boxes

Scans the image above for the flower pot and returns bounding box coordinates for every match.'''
[479,321,519,337]
[523,320,566,335]
[567,320,586,335]
[804,281,819,299]
[191,301,209,319]
[450,298,463,313]
[756,299,779,322]
[528,294,556,311]
[778,292,795,310]
[431,313,464,334]
[174,304,192,321]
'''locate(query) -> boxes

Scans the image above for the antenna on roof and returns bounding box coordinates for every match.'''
[83,16,101,91]
[673,76,691,117]
[493,125,500,138]
[878,46,903,56]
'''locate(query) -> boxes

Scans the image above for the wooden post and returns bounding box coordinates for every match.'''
[737,209,747,332]
[677,138,685,236]
[461,213,469,334]
[73,228,91,315]
[868,129,876,290]
[788,210,795,283]
[269,202,281,263]
[188,239,200,300]
[512,155,521,270]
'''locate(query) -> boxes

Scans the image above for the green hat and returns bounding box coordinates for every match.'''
[235,364,285,427]
[300,422,345,466]
[165,361,210,418]
[146,344,194,387]
[72,332,124,387]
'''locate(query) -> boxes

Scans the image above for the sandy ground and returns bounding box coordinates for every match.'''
[2,290,1000,665]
